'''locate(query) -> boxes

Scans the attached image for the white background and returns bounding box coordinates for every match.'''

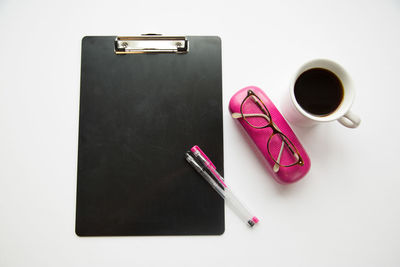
[1,0,399,266]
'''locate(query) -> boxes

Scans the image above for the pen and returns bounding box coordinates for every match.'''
[185,146,259,227]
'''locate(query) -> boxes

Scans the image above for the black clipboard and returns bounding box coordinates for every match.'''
[76,35,224,236]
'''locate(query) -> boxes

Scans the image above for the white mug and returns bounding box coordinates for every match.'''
[282,59,361,128]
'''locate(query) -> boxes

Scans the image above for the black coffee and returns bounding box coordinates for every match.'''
[294,68,344,116]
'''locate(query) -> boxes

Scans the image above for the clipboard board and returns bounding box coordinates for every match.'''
[76,35,224,236]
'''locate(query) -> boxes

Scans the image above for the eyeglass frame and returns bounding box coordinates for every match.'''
[239,89,304,168]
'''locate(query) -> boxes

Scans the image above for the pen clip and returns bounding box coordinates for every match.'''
[191,145,226,187]
[186,151,225,190]
[190,145,216,170]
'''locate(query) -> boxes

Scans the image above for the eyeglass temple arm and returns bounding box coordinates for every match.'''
[231,112,299,166]
[232,112,284,172]
[232,113,293,148]
[273,142,285,173]
[232,112,270,122]
[232,112,280,128]
[250,95,265,111]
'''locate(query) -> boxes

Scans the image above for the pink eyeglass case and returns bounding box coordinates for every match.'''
[229,86,311,184]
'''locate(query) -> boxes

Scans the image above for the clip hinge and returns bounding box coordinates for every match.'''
[115,35,188,54]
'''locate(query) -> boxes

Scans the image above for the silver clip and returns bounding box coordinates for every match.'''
[115,35,188,54]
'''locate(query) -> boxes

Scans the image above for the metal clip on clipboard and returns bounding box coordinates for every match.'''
[114,34,189,54]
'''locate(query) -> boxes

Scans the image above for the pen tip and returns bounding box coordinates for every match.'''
[248,217,259,227]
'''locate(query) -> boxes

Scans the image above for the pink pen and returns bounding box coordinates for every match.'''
[189,145,259,227]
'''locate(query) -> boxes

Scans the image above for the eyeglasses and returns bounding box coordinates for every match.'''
[232,90,304,172]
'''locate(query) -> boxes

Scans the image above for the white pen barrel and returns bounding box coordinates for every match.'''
[185,151,258,227]
[224,187,257,226]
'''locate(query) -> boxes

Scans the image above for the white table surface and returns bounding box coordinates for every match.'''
[1,0,399,266]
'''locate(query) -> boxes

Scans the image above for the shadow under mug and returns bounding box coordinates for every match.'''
[282,59,361,128]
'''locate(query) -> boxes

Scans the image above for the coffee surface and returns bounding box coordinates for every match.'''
[294,68,344,116]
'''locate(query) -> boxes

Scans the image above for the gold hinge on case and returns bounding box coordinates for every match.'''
[114,34,188,54]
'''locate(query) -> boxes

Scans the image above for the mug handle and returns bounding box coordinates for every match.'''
[338,110,361,128]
